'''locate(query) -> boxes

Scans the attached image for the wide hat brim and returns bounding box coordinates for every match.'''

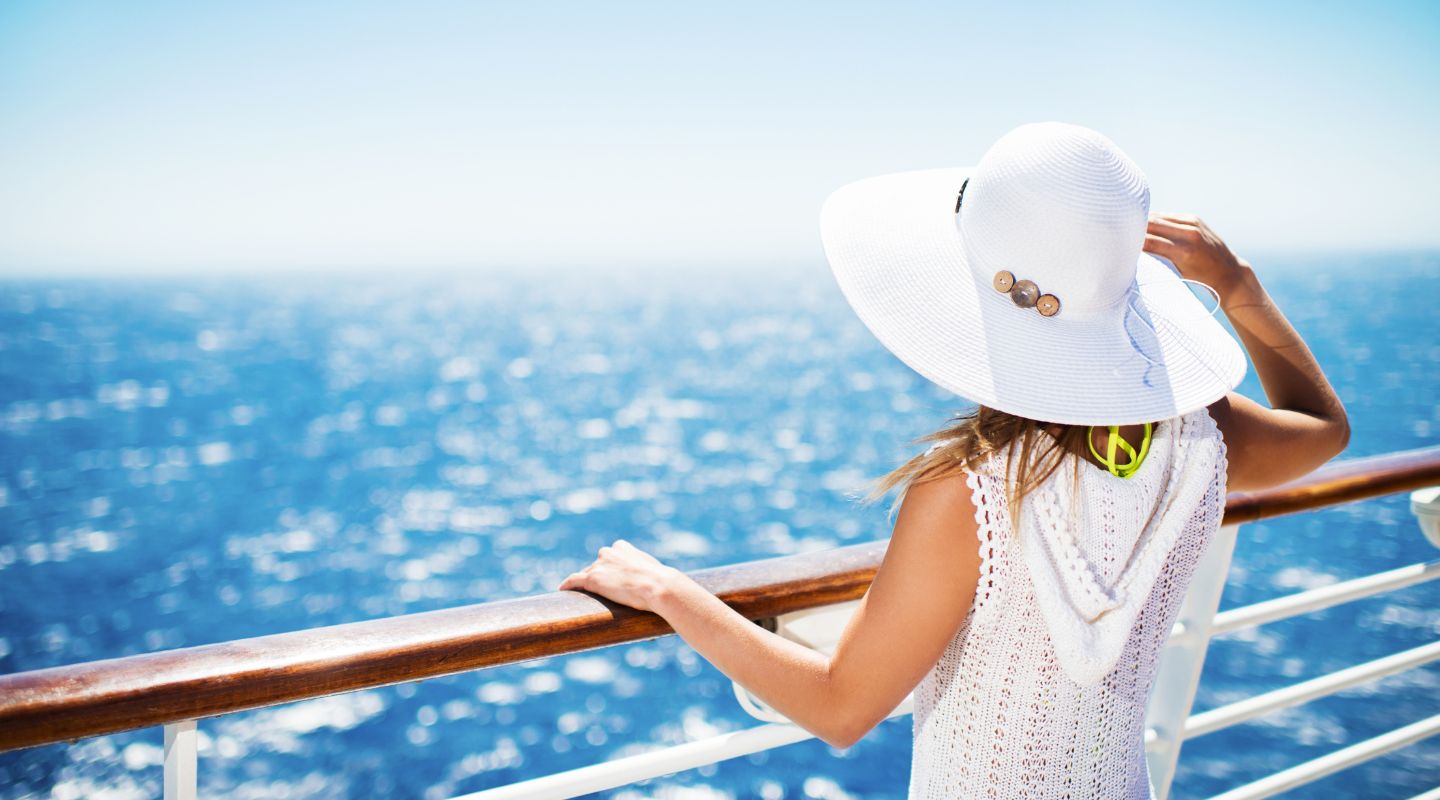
[821,167,1247,426]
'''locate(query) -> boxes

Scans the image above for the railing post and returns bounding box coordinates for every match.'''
[1145,522,1241,799]
[164,719,197,800]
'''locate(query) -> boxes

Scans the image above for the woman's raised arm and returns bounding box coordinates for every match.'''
[1144,213,1350,492]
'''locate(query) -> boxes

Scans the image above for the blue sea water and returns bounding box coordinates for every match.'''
[0,254,1436,799]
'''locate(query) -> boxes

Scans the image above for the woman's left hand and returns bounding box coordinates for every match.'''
[557,539,679,614]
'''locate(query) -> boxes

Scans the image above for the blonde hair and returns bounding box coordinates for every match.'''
[864,405,1081,520]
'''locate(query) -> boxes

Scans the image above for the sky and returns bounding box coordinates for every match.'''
[0,1,1437,276]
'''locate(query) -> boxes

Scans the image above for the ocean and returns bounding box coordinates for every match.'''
[1,253,1436,799]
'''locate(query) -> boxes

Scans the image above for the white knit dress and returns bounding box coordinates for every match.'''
[908,405,1228,799]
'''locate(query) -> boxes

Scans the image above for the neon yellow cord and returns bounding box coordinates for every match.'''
[1087,422,1153,478]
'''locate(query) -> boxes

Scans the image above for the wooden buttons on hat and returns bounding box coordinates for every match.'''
[992,270,1061,317]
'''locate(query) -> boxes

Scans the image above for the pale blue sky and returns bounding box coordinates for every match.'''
[1,1,1437,275]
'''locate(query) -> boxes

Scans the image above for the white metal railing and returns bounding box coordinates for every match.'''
[163,720,197,800]
[1181,640,1440,740]
[1144,522,1243,795]
[1207,560,1440,636]
[1207,714,1440,800]
[80,485,1440,799]
[449,700,916,800]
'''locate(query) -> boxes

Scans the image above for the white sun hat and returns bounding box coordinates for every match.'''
[820,121,1247,426]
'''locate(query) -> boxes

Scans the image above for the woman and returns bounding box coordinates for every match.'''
[557,122,1348,798]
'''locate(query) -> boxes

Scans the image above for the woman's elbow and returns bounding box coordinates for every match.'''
[1332,411,1352,457]
[1305,404,1351,465]
[818,726,862,751]
[819,711,880,750]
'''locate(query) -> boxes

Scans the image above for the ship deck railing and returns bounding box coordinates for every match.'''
[2,445,1438,800]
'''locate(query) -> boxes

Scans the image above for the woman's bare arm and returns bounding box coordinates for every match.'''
[1144,213,1350,491]
[560,473,982,749]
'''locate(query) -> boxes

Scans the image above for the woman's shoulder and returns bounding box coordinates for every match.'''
[1181,399,1229,456]
[892,471,987,568]
[900,469,979,514]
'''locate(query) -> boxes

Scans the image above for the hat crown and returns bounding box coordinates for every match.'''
[959,122,1151,316]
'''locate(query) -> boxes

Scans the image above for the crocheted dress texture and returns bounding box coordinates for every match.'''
[908,405,1228,799]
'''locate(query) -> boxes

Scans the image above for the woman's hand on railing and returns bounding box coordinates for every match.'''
[557,539,681,614]
[562,540,859,749]
[562,474,988,752]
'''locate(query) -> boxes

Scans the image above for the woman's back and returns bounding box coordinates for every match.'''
[909,404,1228,799]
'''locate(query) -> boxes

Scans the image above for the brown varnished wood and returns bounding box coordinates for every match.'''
[1,444,1437,752]
[0,540,886,752]
[1223,445,1440,525]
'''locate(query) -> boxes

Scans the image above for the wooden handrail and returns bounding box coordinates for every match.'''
[1,444,1437,753]
[0,539,885,752]
[1223,445,1440,525]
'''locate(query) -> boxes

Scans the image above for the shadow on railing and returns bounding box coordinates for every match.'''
[2,445,1438,776]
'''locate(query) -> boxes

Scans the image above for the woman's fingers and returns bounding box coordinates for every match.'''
[1143,233,1178,258]
[559,538,656,591]
[1144,212,1247,295]
[1151,211,1202,227]
[617,539,665,566]
[559,563,595,591]
[1147,217,1198,240]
